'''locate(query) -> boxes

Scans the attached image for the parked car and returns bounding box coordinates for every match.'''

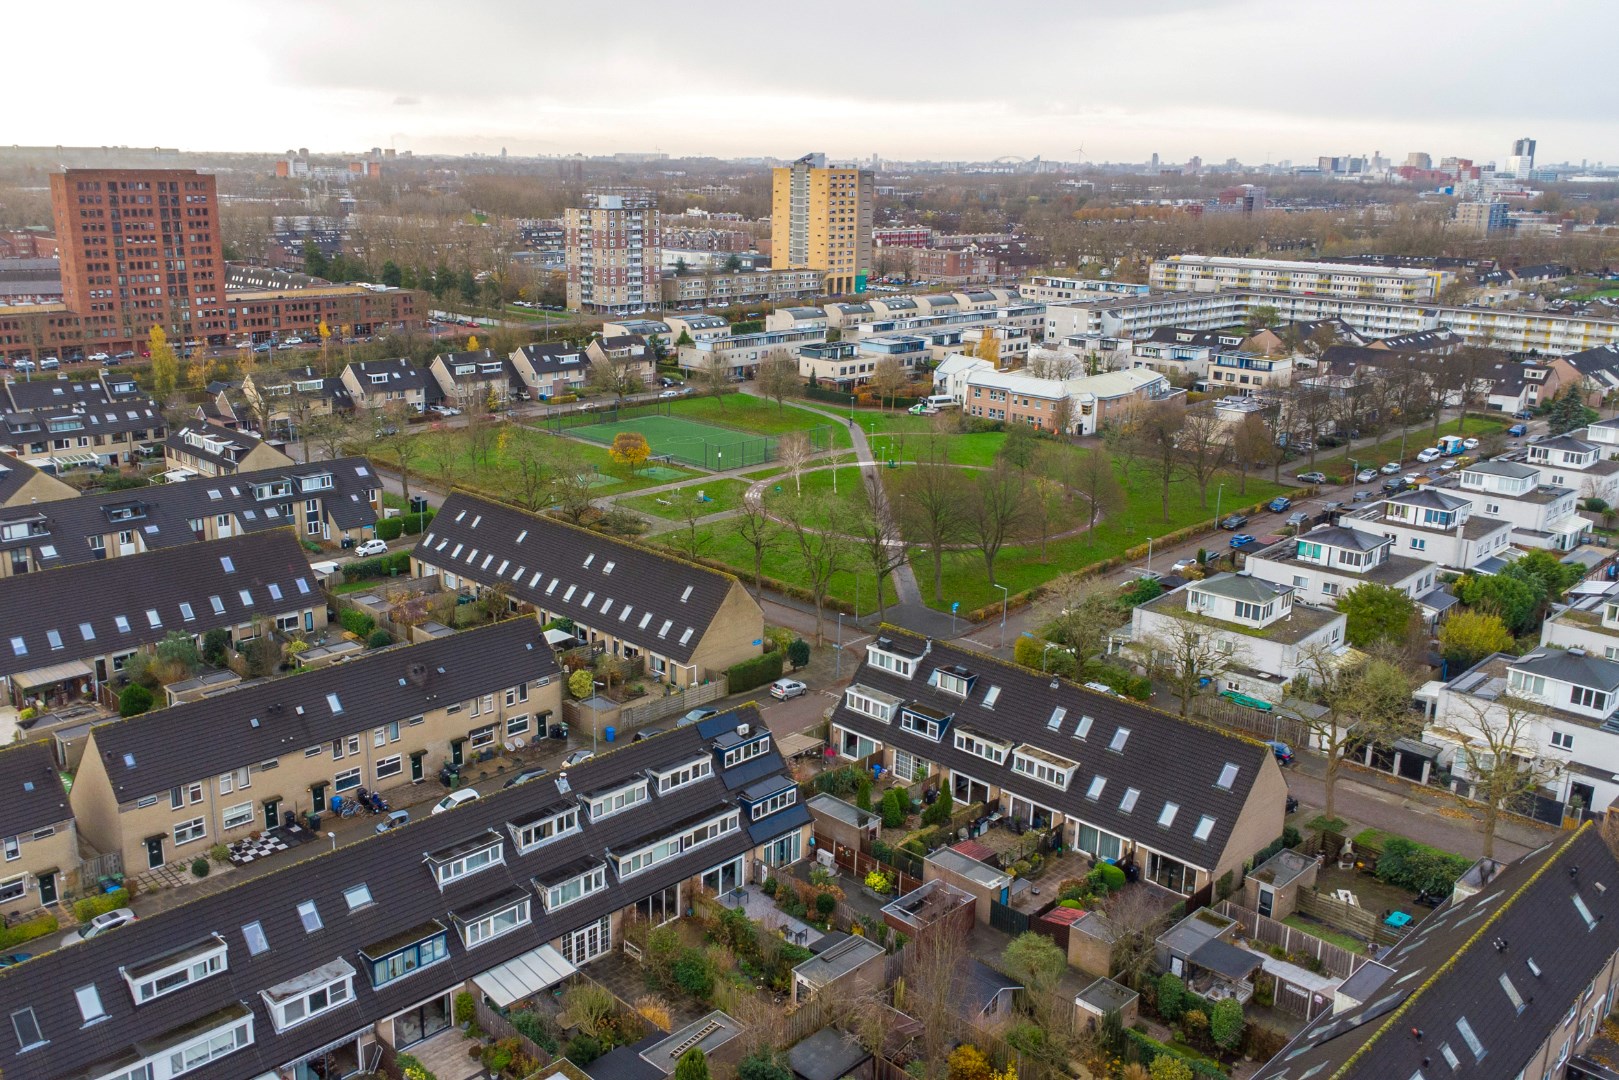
[353,538,389,558]
[908,403,939,416]
[632,728,664,743]
[113,351,135,361]
[1353,489,1374,502]
[1382,477,1407,493]
[432,789,480,814]
[88,351,110,362]
[659,389,681,398]
[678,707,719,727]
[1513,409,1534,420]
[1219,514,1249,530]
[0,954,31,968]
[562,749,596,768]
[63,908,136,945]
[1267,497,1292,513]
[429,404,462,417]
[282,336,305,346]
[503,768,549,789]
[769,678,808,700]
[1462,437,1480,450]
[1286,510,1310,526]
[39,357,59,370]
[1415,447,1441,463]
[1508,424,1528,437]
[1355,468,1378,483]
[1380,462,1402,474]
[1296,471,1327,484]
[1229,534,1256,549]
[374,809,410,833]
[1266,740,1295,766]
[13,359,34,372]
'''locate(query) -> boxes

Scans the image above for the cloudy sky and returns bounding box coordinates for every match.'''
[14,0,1619,165]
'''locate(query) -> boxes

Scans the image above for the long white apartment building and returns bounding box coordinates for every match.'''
[1149,255,1452,303]
[1039,286,1619,356]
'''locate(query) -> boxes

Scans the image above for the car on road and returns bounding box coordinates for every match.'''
[678,707,719,727]
[769,678,808,700]
[1353,489,1374,502]
[1415,447,1441,463]
[432,789,480,814]
[632,728,664,743]
[1286,510,1310,527]
[0,953,30,968]
[282,336,305,346]
[1462,437,1480,450]
[353,538,389,557]
[373,424,399,439]
[39,357,60,370]
[88,351,110,362]
[253,343,272,354]
[908,403,939,415]
[113,351,136,361]
[1229,534,1256,549]
[1296,471,1327,485]
[63,908,136,945]
[1265,740,1295,766]
[1438,460,1459,472]
[428,404,462,417]
[503,768,549,788]
[562,749,596,768]
[12,359,34,372]
[1355,468,1378,483]
[1380,462,1402,474]
[1267,496,1292,512]
[659,389,681,398]
[1219,514,1249,530]
[1508,424,1528,437]
[1382,477,1407,493]
[236,340,253,349]
[374,809,410,833]
[1513,409,1534,420]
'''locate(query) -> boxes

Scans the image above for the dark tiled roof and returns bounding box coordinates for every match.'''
[1512,648,1619,693]
[0,373,163,444]
[0,452,64,505]
[164,422,280,471]
[413,493,737,665]
[87,619,559,799]
[0,530,316,679]
[1255,827,1619,1079]
[0,740,71,836]
[831,628,1278,869]
[347,357,434,394]
[511,343,589,376]
[0,706,800,1080]
[435,350,519,387]
[0,457,380,568]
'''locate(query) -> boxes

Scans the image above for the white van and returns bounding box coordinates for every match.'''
[924,394,958,410]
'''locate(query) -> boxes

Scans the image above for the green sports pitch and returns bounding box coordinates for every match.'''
[564,413,780,470]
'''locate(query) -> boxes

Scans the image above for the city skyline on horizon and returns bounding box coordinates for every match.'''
[10,0,1619,168]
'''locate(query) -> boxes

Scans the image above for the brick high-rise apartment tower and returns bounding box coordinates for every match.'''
[49,169,226,352]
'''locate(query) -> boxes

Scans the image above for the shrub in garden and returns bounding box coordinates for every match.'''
[814,892,837,919]
[880,787,908,828]
[397,1054,437,1080]
[454,991,476,1026]
[1210,996,1245,1051]
[566,1034,603,1066]
[569,669,595,699]
[119,683,154,717]
[761,876,778,897]
[190,858,210,877]
[73,889,130,923]
[786,638,811,670]
[1089,861,1127,893]
[0,912,57,949]
[674,947,716,998]
[725,650,785,693]
[1375,837,1471,895]
[340,608,376,637]
[921,789,955,827]
[864,870,894,894]
[1149,1056,1193,1080]
[366,629,394,648]
[1156,972,1187,1022]
[674,1048,711,1080]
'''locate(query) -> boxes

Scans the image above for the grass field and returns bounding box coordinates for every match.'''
[567,413,784,470]
[402,423,700,501]
[666,394,854,448]
[1309,416,1510,481]
[620,478,752,520]
[762,463,873,529]
[656,524,900,613]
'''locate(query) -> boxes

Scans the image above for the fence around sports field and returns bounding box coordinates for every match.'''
[543,401,834,470]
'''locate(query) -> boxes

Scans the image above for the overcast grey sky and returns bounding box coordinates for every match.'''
[15,0,1619,164]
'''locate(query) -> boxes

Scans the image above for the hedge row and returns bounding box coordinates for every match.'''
[74,888,130,924]
[374,510,436,542]
[726,650,785,694]
[1123,1028,1229,1080]
[347,551,411,579]
[0,912,59,950]
[340,608,377,638]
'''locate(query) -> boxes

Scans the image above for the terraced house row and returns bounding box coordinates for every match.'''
[829,628,1288,900]
[0,704,810,1080]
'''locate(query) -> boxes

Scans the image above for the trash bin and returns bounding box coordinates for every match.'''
[604,726,616,743]
[305,811,321,830]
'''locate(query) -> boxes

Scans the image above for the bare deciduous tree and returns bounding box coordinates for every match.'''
[1448,692,1558,858]
[869,356,907,411]
[755,349,799,411]
[848,473,908,623]
[894,458,965,604]
[777,431,813,496]
[780,495,852,644]
[1177,409,1232,509]
[961,463,1033,588]
[728,497,780,600]
[1133,617,1249,719]
[697,353,731,409]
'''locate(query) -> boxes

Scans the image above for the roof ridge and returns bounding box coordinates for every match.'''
[0,524,300,584]
[873,623,1270,750]
[1329,824,1593,1080]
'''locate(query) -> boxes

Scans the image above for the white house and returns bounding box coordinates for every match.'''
[1242,525,1439,611]
[933,354,991,404]
[1430,648,1619,818]
[1337,488,1514,571]
[1542,587,1619,660]
[1436,459,1588,552]
[1127,573,1347,703]
[1523,433,1619,504]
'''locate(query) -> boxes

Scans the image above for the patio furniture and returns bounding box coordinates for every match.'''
[1384,910,1412,929]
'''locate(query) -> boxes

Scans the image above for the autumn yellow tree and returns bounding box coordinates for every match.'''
[609,431,651,476]
[467,333,480,352]
[149,326,180,395]
[974,333,1000,365]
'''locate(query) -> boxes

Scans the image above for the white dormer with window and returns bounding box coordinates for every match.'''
[612,809,740,879]
[898,704,952,742]
[586,778,649,820]
[540,862,607,912]
[722,730,771,767]
[1460,462,1537,497]
[509,804,580,852]
[845,684,900,723]
[931,665,975,698]
[85,1004,254,1080]
[866,639,918,678]
[1011,744,1078,790]
[1383,497,1466,531]
[653,754,713,794]
[954,727,1011,766]
[1527,439,1599,471]
[122,935,229,1004]
[1185,575,1291,629]
[1294,531,1388,572]
[425,832,505,889]
[261,959,356,1033]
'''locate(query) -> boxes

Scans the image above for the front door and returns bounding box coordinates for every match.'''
[263,798,281,832]
[410,752,425,783]
[450,740,464,768]
[310,783,327,813]
[1258,884,1275,919]
[145,835,164,869]
[37,872,56,906]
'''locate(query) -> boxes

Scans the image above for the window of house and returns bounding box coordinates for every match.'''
[654,756,713,794]
[296,900,322,933]
[126,940,229,1004]
[512,808,580,852]
[375,756,401,781]
[1572,686,1609,711]
[1551,731,1575,750]
[459,896,530,948]
[543,865,607,911]
[222,803,254,831]
[588,779,649,820]
[723,736,772,767]
[431,838,504,888]
[174,818,206,846]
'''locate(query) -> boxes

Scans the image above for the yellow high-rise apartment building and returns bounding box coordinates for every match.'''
[770,153,873,295]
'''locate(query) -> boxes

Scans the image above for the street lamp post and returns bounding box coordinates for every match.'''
[995,584,1009,647]
[1146,535,1154,575]
[1042,642,1060,672]
[850,395,856,424]
[1214,483,1226,530]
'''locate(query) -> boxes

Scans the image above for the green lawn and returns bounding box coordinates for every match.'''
[914,455,1289,613]
[656,524,899,613]
[862,429,1006,467]
[619,478,751,520]
[665,393,853,448]
[1283,914,1366,953]
[762,463,873,529]
[399,423,701,501]
[1309,416,1511,481]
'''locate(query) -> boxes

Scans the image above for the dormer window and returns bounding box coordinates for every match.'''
[123,936,230,1004]
[510,805,580,852]
[932,666,974,697]
[586,778,649,820]
[653,755,713,794]
[425,833,505,889]
[540,863,607,912]
[898,705,950,742]
[866,642,916,678]
[1011,744,1077,790]
[954,728,1010,765]
[261,960,355,1032]
[723,733,771,768]
[845,684,899,722]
